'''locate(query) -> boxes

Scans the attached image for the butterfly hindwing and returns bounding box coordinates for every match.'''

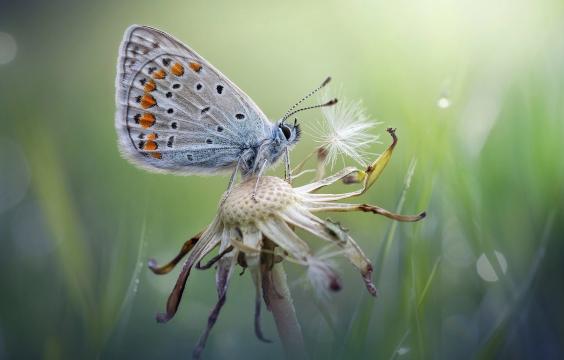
[115,25,272,174]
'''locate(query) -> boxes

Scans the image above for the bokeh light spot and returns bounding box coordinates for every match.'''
[476,251,508,282]
[437,96,451,109]
[442,219,474,268]
[0,32,17,65]
[397,347,410,356]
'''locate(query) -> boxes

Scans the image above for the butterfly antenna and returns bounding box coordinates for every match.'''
[281,76,332,123]
[281,98,338,123]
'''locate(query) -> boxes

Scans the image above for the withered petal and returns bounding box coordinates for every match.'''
[192,255,236,359]
[280,206,375,295]
[196,246,234,270]
[156,219,222,323]
[306,202,426,222]
[295,166,358,194]
[148,231,203,275]
[256,218,311,262]
[252,268,272,343]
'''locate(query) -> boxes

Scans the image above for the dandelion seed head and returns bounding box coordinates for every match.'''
[221,176,295,225]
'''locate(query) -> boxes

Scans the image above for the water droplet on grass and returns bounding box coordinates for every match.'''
[133,278,140,293]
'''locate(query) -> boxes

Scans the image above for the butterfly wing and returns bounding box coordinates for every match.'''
[115,25,272,175]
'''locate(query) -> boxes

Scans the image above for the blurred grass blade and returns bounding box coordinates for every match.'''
[417,256,441,310]
[101,220,148,352]
[388,330,411,360]
[342,158,417,356]
[476,210,555,359]
[25,129,95,318]
[411,257,424,360]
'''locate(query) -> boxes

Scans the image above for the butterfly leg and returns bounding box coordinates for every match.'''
[251,160,269,202]
[220,159,242,206]
[284,147,292,184]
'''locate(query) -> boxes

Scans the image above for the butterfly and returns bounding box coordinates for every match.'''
[115,25,336,197]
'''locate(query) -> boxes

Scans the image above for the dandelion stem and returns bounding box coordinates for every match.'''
[263,263,308,359]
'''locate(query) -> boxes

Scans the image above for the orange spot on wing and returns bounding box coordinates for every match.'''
[144,135,162,159]
[189,61,202,72]
[139,113,156,128]
[140,94,156,109]
[171,62,185,76]
[143,139,158,151]
[153,69,167,79]
[144,79,156,92]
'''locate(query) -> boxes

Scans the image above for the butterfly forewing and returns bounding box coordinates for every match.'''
[115,25,272,174]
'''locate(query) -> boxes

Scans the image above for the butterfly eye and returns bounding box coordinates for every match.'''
[280,124,292,140]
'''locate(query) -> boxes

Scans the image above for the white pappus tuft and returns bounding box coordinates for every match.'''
[312,90,381,169]
[305,256,342,300]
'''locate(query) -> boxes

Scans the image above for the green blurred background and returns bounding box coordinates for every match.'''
[1,0,563,358]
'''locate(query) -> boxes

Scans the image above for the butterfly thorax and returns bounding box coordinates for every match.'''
[238,121,300,178]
